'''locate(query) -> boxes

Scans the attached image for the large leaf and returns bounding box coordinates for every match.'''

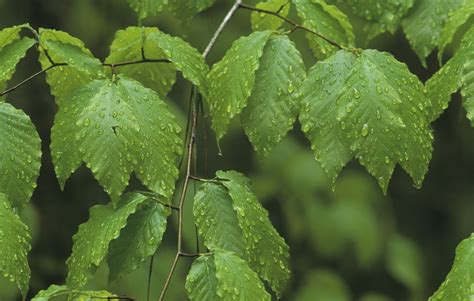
[426,26,474,123]
[214,251,270,301]
[241,34,306,156]
[194,183,245,255]
[251,0,291,31]
[207,31,272,141]
[0,194,31,299]
[299,50,433,192]
[428,233,474,301]
[66,192,151,288]
[438,1,474,62]
[217,170,290,296]
[107,200,170,282]
[186,255,219,301]
[0,103,41,208]
[402,0,464,66]
[32,284,117,301]
[293,0,354,59]
[38,29,101,106]
[51,76,182,200]
[106,27,176,97]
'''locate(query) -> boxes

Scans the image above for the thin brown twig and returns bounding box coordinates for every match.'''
[238,2,345,50]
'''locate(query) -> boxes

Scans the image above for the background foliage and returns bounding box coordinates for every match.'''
[0,0,473,300]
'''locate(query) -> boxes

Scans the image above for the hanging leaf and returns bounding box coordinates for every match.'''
[293,0,354,59]
[0,37,35,94]
[299,50,433,192]
[0,103,41,208]
[186,255,220,301]
[0,193,31,299]
[428,233,474,301]
[51,76,182,200]
[426,26,474,123]
[107,200,170,282]
[251,0,291,31]
[402,0,464,66]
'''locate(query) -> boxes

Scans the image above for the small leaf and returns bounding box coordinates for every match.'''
[293,0,354,59]
[214,251,271,300]
[438,1,474,62]
[106,27,176,97]
[217,170,290,296]
[428,233,474,301]
[241,34,306,156]
[0,193,31,299]
[0,102,41,208]
[0,37,36,91]
[294,269,351,301]
[426,26,474,123]
[0,24,30,50]
[299,50,433,192]
[251,0,291,31]
[126,0,168,20]
[402,0,464,66]
[66,192,151,288]
[207,31,273,141]
[186,255,219,301]
[32,284,118,301]
[167,0,216,20]
[107,200,170,282]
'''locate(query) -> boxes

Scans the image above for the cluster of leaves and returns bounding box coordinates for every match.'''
[0,0,473,299]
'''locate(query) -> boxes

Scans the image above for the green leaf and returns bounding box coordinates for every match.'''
[66,192,151,288]
[426,26,474,123]
[214,251,271,301]
[358,293,392,301]
[251,0,291,31]
[336,0,414,40]
[32,284,117,301]
[107,200,170,282]
[402,0,464,66]
[207,30,272,141]
[0,24,30,50]
[0,102,41,208]
[428,233,474,301]
[217,170,290,296]
[194,183,246,255]
[299,50,433,192]
[0,193,31,299]
[186,255,219,301]
[126,0,168,20]
[38,29,100,105]
[293,0,354,59]
[147,30,209,96]
[167,0,216,20]
[294,269,350,301]
[106,27,176,97]
[51,76,182,200]
[241,34,306,156]
[0,37,35,91]
[438,1,474,62]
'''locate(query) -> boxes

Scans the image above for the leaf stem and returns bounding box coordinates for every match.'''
[238,2,345,50]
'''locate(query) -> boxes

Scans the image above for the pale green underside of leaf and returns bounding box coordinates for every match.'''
[299,50,433,192]
[293,0,354,60]
[38,29,100,106]
[51,76,182,200]
[194,183,246,255]
[107,201,170,282]
[336,0,414,40]
[214,251,271,301]
[241,35,306,157]
[217,170,290,296]
[438,1,474,62]
[428,233,474,301]
[66,192,151,288]
[0,103,41,209]
[106,27,176,97]
[127,0,215,20]
[426,26,474,124]
[32,284,117,301]
[251,0,290,31]
[402,0,464,66]
[207,30,272,141]
[0,194,31,299]
[186,255,220,301]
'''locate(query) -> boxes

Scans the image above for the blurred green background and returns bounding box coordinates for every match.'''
[0,0,473,300]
